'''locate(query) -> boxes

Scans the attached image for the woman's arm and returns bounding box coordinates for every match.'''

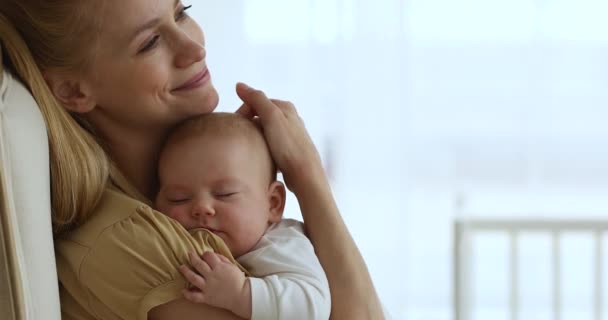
[293,169,383,319]
[148,298,244,320]
[235,83,384,319]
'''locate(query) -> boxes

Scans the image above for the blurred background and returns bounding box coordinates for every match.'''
[191,1,608,319]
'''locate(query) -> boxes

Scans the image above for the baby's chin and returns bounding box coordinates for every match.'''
[232,240,265,259]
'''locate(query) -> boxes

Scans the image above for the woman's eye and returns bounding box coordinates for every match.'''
[176,4,192,22]
[138,4,192,54]
[139,35,160,53]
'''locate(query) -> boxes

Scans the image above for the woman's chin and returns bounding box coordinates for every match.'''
[204,86,220,112]
[190,84,220,115]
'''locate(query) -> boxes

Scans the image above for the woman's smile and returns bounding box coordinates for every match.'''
[172,67,211,92]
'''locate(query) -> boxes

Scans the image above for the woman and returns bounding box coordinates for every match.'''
[0,0,383,318]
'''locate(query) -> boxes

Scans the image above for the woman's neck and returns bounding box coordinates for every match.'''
[101,127,165,201]
[110,138,161,200]
[82,106,173,200]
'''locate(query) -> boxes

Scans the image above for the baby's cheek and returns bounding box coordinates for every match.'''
[161,206,188,224]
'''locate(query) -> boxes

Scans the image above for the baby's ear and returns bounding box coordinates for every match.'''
[267,181,286,223]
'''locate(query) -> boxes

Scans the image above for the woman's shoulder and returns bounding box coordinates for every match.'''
[54,186,237,275]
[54,187,194,285]
[54,186,213,262]
[56,187,153,246]
[55,187,183,278]
[54,187,236,319]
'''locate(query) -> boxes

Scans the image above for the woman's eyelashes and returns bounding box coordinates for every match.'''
[137,4,193,53]
[139,35,160,53]
[176,4,192,22]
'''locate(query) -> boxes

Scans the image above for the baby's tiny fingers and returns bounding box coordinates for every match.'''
[217,254,231,264]
[201,251,222,269]
[182,289,206,304]
[179,265,206,289]
[189,251,212,275]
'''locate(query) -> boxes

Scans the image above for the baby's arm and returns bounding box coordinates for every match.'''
[180,221,331,320]
[179,251,252,319]
[240,220,331,320]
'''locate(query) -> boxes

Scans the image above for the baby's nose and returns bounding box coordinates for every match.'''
[191,198,215,218]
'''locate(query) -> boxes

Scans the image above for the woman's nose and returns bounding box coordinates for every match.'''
[174,33,205,69]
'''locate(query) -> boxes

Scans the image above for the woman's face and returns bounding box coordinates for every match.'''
[82,0,218,136]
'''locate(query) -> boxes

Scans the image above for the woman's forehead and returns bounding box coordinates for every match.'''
[97,0,179,42]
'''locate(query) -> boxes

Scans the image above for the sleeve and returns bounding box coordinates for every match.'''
[78,205,242,320]
[242,221,331,320]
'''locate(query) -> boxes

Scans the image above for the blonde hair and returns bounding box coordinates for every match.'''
[0,1,142,235]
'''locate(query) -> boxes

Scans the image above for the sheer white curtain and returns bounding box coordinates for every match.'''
[192,1,608,319]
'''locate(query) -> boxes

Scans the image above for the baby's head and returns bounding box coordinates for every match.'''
[155,112,285,258]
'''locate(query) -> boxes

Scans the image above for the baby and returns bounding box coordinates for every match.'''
[155,112,331,319]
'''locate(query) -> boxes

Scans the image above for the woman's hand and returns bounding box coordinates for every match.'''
[235,82,384,319]
[235,83,326,194]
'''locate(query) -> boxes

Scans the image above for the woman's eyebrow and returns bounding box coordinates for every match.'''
[131,17,161,41]
[130,0,180,41]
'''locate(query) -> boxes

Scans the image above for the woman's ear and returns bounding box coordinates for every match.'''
[44,72,96,113]
[267,181,286,223]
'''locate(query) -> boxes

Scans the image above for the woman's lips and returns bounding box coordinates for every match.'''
[173,68,210,91]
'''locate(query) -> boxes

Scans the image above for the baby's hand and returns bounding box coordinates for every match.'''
[179,251,251,318]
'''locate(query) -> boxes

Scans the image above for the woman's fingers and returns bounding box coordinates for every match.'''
[270,99,297,116]
[235,83,279,122]
[235,102,256,119]
[235,84,297,121]
[236,97,296,121]
[234,82,325,193]
[179,264,206,289]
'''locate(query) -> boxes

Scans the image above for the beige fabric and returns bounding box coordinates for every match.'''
[56,187,243,320]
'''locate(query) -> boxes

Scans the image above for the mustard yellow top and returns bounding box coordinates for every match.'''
[55,187,241,320]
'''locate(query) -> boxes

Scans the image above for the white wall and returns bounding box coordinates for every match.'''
[191,1,608,318]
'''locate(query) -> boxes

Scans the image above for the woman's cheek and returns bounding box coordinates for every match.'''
[133,58,171,93]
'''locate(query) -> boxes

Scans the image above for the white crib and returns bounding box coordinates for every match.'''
[453,217,608,320]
